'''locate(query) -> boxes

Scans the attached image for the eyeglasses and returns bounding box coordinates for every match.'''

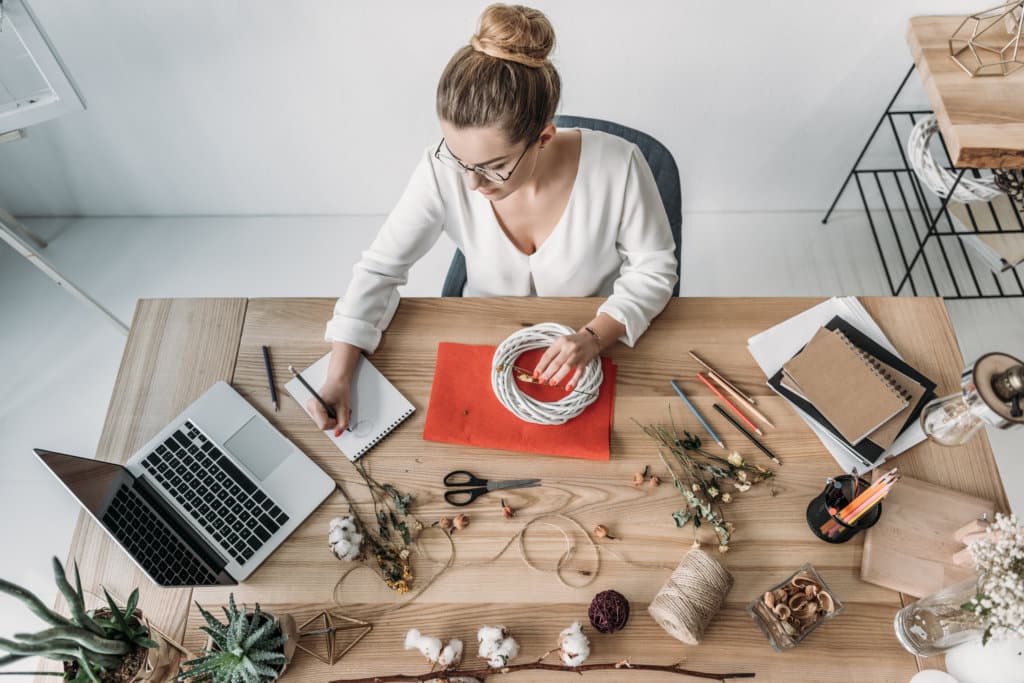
[434,137,537,184]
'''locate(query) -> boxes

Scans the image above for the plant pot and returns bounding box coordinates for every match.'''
[62,609,156,683]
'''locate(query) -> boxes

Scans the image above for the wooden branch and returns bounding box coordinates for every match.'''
[328,659,756,682]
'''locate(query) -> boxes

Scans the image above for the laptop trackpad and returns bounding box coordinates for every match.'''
[224,416,291,481]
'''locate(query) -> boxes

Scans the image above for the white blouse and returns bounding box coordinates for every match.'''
[326,128,678,352]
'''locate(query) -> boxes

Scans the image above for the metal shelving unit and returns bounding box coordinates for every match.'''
[824,65,1024,299]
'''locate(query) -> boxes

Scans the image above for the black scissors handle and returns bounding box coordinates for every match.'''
[444,487,487,506]
[443,470,488,487]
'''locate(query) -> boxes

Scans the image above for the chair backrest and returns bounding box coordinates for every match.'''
[441,115,682,296]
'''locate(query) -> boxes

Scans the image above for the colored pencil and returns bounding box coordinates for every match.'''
[288,365,337,420]
[688,351,757,405]
[261,345,278,412]
[712,403,782,465]
[707,370,775,429]
[820,468,899,536]
[697,372,764,436]
[669,380,726,450]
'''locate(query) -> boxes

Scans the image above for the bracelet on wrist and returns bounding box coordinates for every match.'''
[582,326,601,346]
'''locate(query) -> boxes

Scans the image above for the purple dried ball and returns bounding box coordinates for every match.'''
[588,589,630,633]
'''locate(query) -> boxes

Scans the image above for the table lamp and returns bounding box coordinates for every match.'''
[921,352,1024,446]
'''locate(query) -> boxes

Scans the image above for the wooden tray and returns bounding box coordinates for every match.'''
[861,476,995,597]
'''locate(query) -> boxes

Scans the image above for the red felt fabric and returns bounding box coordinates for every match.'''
[423,342,617,460]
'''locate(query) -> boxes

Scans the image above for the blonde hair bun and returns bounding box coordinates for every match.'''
[471,3,555,68]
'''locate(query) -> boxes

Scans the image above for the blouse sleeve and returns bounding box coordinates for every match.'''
[325,149,445,352]
[596,145,679,347]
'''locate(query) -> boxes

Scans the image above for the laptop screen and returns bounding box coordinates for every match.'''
[35,449,132,516]
[34,449,231,586]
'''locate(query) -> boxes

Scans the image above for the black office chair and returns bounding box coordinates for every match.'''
[440,115,682,297]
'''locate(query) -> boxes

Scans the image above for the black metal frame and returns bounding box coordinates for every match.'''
[824,64,1024,299]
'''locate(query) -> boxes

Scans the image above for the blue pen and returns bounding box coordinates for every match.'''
[669,380,726,450]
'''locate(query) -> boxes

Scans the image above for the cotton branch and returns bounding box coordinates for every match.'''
[327,658,756,682]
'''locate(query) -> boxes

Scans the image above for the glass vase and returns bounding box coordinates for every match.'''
[894,578,988,657]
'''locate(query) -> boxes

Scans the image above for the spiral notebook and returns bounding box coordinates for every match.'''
[768,314,936,465]
[782,327,910,444]
[285,352,415,462]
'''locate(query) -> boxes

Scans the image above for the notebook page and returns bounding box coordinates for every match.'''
[286,352,415,462]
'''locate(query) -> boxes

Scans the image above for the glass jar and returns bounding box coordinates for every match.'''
[921,353,1024,447]
[894,578,987,656]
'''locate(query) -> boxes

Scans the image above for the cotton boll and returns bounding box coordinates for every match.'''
[404,628,443,663]
[477,626,506,647]
[328,526,347,545]
[492,636,519,666]
[332,538,362,561]
[437,639,464,668]
[558,622,590,668]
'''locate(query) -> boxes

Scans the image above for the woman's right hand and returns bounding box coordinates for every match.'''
[307,377,353,436]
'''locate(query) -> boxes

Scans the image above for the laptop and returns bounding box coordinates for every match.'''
[35,381,336,586]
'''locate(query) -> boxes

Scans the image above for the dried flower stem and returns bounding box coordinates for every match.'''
[327,658,755,682]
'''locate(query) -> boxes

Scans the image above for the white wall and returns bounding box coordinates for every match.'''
[0,0,967,216]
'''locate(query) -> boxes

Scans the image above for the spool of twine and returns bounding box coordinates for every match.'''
[647,549,734,645]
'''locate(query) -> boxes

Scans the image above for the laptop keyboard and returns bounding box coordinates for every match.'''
[103,484,217,586]
[140,421,289,565]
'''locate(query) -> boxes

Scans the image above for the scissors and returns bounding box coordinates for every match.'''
[443,470,542,507]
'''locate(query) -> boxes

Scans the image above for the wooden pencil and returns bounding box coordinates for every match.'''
[688,350,757,405]
[707,370,775,429]
[698,372,763,436]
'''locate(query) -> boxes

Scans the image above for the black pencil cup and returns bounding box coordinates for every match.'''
[805,475,882,544]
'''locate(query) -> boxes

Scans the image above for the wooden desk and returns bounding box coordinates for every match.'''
[55,297,1009,683]
[908,15,1024,169]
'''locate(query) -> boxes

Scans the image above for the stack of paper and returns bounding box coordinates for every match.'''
[747,297,928,474]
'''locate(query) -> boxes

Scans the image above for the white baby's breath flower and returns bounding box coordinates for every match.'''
[965,513,1024,642]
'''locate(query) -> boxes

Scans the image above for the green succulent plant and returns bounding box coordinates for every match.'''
[0,556,159,682]
[176,595,286,683]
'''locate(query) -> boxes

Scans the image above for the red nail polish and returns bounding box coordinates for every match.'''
[334,429,342,437]
[533,371,539,379]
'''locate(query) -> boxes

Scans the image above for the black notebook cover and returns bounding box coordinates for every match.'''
[768,315,937,465]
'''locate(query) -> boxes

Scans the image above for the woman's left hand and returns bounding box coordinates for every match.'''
[533,330,601,391]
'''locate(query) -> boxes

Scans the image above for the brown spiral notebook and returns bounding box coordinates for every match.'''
[782,328,910,445]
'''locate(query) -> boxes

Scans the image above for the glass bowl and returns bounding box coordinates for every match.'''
[746,563,844,651]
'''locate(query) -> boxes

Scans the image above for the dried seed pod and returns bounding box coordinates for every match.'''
[804,584,819,599]
[780,620,799,636]
[772,589,788,604]
[763,591,775,609]
[791,573,817,589]
[631,472,645,487]
[788,594,808,612]
[647,475,661,489]
[438,516,453,530]
[818,591,835,614]
[593,525,616,540]
[773,603,791,621]
[453,513,470,530]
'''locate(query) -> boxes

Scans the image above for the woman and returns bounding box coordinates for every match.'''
[311,4,678,434]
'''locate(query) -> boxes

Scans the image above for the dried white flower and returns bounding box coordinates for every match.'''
[477,625,518,668]
[735,483,751,493]
[727,452,744,467]
[437,639,464,668]
[328,516,363,561]
[721,492,733,503]
[404,628,443,663]
[963,513,1024,643]
[557,622,590,667]
[707,486,719,498]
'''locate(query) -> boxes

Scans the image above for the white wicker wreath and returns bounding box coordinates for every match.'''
[907,115,1002,203]
[491,322,603,425]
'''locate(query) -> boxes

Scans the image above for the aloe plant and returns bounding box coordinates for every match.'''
[176,594,286,683]
[0,557,159,682]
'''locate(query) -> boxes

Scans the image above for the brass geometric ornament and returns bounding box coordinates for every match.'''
[296,610,373,666]
[949,1,1024,77]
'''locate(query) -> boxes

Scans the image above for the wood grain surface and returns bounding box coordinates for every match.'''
[55,297,1009,683]
[46,299,248,679]
[909,15,1024,169]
